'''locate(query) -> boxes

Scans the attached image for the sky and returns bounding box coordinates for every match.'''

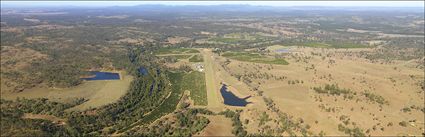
[1,1,424,8]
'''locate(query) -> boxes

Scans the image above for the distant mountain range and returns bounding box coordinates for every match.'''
[3,4,424,13]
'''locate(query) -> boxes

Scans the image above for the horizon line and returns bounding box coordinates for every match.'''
[2,4,425,8]
[1,1,424,8]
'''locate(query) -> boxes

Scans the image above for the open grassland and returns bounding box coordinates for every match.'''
[200,49,222,110]
[157,54,193,60]
[286,42,369,48]
[182,71,207,106]
[205,49,292,135]
[2,72,133,111]
[265,45,289,51]
[222,52,289,65]
[189,54,204,62]
[155,48,203,62]
[154,48,199,55]
[197,115,233,136]
[219,47,424,136]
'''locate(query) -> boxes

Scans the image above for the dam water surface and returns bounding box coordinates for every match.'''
[81,71,120,81]
[220,84,250,107]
